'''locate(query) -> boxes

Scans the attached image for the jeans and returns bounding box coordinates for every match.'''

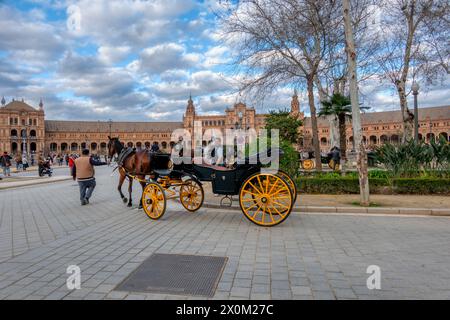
[78,178,96,202]
[2,166,10,176]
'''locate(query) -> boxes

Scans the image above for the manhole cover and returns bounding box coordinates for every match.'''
[115,253,228,297]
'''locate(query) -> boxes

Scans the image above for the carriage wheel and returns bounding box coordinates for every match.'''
[180,179,204,212]
[239,173,293,227]
[250,173,296,213]
[302,159,315,170]
[142,182,166,220]
[277,170,297,204]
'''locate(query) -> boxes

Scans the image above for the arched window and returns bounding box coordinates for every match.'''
[91,142,97,150]
[161,141,167,149]
[426,133,435,142]
[30,142,36,152]
[71,143,78,151]
[30,130,36,137]
[50,143,58,152]
[136,142,142,150]
[11,129,17,137]
[320,137,327,145]
[127,142,133,147]
[100,142,107,151]
[11,142,18,153]
[81,142,87,149]
[144,141,151,149]
[369,135,377,145]
[438,132,448,141]
[390,135,399,144]
[61,143,68,152]
[380,135,388,144]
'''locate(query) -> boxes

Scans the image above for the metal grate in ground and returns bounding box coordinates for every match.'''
[115,253,228,297]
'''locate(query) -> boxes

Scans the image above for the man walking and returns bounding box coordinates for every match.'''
[71,149,106,205]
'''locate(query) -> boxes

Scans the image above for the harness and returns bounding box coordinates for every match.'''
[117,147,135,166]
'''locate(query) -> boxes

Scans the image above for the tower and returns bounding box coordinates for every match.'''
[1,96,5,107]
[39,98,44,111]
[183,94,196,132]
[290,89,300,116]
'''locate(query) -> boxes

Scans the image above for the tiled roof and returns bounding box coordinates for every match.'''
[303,105,450,127]
[45,120,183,133]
[1,100,40,112]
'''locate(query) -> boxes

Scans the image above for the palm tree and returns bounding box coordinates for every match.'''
[318,93,352,161]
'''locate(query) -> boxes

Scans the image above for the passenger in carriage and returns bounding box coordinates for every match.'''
[151,142,160,152]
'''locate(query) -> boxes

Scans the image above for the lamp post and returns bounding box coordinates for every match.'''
[108,119,113,138]
[411,81,420,142]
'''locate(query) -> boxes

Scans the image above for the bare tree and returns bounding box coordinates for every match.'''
[218,0,345,171]
[375,0,449,142]
[343,0,370,205]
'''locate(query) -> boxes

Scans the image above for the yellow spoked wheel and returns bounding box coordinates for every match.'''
[142,182,166,220]
[180,179,204,212]
[239,173,293,227]
[277,170,297,204]
[302,159,315,170]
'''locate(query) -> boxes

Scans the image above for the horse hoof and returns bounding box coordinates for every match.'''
[138,205,143,210]
[122,198,128,203]
[127,203,132,207]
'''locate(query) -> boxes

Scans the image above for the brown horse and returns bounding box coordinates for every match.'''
[107,136,152,208]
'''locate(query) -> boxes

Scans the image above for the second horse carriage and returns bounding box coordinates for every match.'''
[108,137,297,227]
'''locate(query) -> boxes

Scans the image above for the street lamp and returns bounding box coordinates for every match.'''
[411,81,420,142]
[108,119,113,138]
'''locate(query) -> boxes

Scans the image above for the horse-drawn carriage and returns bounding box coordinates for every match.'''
[108,137,297,227]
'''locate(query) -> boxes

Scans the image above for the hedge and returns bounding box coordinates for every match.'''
[295,177,450,195]
[393,178,450,195]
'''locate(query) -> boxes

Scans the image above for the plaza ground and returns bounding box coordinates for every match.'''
[0,166,449,299]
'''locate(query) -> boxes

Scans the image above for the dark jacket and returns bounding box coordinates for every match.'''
[0,155,12,167]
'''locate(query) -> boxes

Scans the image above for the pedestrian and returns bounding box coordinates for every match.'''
[22,154,28,171]
[328,146,341,171]
[15,155,22,171]
[0,151,12,177]
[71,149,107,205]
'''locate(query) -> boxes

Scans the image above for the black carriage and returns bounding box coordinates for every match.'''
[140,149,297,227]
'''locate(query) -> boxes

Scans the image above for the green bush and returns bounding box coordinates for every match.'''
[393,178,450,195]
[374,138,450,177]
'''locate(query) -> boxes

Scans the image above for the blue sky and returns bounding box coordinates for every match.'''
[0,0,448,122]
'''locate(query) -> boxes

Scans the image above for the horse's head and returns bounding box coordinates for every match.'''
[107,136,123,162]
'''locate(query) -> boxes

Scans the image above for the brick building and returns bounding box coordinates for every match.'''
[0,94,449,157]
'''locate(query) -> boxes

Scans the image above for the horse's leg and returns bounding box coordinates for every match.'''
[118,171,128,203]
[138,176,146,209]
[127,176,133,207]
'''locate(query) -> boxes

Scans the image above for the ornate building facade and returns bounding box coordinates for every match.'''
[0,94,449,157]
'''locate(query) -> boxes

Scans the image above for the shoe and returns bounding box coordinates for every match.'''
[81,199,88,205]
[85,198,89,204]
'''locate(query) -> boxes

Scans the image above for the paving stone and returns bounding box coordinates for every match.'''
[1,167,450,300]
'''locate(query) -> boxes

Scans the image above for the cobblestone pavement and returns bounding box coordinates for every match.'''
[0,166,450,300]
